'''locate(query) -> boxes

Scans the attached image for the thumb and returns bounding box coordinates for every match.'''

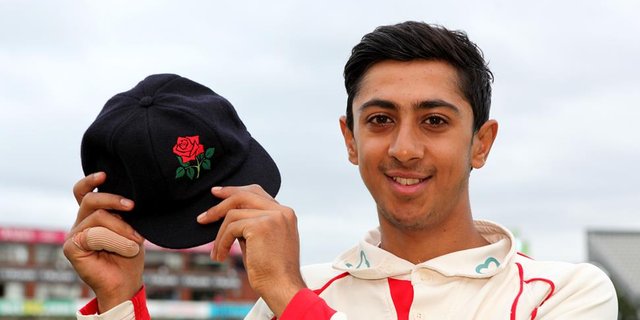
[78,226,141,258]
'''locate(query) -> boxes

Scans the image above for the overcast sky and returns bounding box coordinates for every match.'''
[1,0,638,265]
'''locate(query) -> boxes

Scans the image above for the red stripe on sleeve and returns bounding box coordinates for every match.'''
[313,272,349,295]
[279,288,337,320]
[275,272,349,319]
[78,286,149,319]
[78,297,99,315]
[131,286,150,320]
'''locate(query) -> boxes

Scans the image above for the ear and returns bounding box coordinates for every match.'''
[339,116,358,165]
[471,119,498,169]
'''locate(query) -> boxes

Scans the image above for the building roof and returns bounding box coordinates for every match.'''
[588,230,640,305]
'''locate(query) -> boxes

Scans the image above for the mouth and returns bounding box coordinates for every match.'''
[391,177,424,186]
[383,167,433,194]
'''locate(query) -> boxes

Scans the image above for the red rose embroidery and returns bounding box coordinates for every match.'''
[173,135,215,180]
[173,136,205,163]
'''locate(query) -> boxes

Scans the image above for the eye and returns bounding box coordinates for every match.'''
[367,114,393,125]
[424,115,447,127]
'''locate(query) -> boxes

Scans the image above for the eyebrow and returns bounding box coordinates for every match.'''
[358,98,461,114]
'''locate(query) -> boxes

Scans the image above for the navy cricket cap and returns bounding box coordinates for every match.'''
[80,74,281,249]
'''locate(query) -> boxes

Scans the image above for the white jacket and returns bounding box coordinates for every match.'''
[246,220,617,319]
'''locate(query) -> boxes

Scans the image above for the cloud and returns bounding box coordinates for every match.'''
[0,0,638,266]
[0,185,78,230]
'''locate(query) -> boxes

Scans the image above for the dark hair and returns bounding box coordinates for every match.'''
[344,21,493,132]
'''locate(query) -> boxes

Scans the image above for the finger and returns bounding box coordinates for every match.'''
[73,172,106,204]
[85,226,140,257]
[75,193,134,227]
[212,209,275,261]
[212,217,253,262]
[197,187,278,224]
[72,226,141,258]
[71,209,142,244]
[238,238,248,267]
[68,231,91,256]
[213,185,274,201]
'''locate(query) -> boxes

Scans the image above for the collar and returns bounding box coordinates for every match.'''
[332,220,515,280]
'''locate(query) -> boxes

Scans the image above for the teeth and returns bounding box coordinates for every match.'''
[393,177,422,186]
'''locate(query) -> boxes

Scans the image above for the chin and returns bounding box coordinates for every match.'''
[381,211,432,231]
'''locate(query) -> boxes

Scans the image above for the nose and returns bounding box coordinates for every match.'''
[388,123,424,163]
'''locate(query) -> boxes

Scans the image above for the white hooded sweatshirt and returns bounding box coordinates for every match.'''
[246,220,617,320]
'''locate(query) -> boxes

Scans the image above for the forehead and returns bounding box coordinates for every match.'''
[354,60,470,114]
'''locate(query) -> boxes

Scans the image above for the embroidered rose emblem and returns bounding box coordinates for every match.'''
[173,135,215,180]
[173,136,204,163]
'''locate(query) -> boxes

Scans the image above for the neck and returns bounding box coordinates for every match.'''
[378,207,489,264]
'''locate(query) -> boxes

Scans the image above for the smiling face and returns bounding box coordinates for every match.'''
[340,59,497,232]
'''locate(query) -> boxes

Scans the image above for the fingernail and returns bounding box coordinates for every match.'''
[120,198,134,208]
[197,212,207,223]
[211,186,222,192]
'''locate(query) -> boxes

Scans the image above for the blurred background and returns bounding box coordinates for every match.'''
[1,0,638,318]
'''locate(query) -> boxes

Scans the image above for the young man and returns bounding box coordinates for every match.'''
[66,21,617,319]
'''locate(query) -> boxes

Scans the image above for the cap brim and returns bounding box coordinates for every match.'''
[123,138,281,249]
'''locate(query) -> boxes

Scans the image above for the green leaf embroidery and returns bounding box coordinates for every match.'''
[202,159,211,170]
[186,167,195,180]
[177,156,189,167]
[205,147,215,159]
[175,167,185,179]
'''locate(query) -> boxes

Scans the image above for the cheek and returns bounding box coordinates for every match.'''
[432,138,472,172]
[356,138,385,166]
[355,140,385,181]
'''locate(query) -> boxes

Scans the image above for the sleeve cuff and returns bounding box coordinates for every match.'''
[77,286,149,320]
[279,288,337,320]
